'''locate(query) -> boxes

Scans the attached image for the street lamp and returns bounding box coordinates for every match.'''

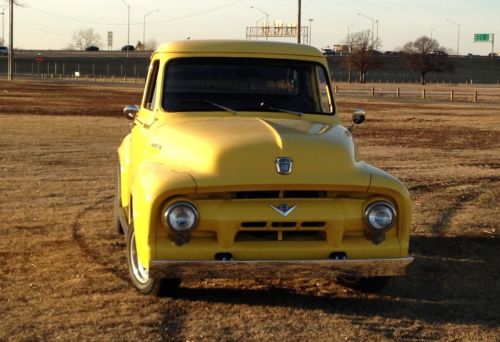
[446,18,460,55]
[143,9,159,49]
[297,0,301,44]
[431,25,439,40]
[250,6,270,40]
[120,0,130,57]
[347,20,359,52]
[0,5,6,46]
[308,18,313,45]
[358,12,375,46]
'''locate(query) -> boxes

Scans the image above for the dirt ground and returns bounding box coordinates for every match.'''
[0,80,498,341]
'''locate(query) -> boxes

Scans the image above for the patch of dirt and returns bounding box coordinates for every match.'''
[0,81,499,341]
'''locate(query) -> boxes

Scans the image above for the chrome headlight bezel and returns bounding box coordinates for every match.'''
[162,201,199,233]
[364,201,397,233]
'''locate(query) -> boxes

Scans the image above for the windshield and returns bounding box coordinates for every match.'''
[162,58,334,115]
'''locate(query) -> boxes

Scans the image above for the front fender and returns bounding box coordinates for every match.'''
[117,133,132,209]
[365,164,411,256]
[131,160,197,268]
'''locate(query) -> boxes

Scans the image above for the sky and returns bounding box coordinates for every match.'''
[2,0,499,55]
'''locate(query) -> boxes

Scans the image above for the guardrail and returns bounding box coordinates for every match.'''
[333,84,500,102]
[8,49,152,58]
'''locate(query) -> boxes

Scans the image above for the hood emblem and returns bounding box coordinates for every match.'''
[275,157,293,175]
[271,204,297,217]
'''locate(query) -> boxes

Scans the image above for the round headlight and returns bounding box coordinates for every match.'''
[364,201,396,231]
[163,202,198,232]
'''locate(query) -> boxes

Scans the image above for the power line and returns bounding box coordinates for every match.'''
[24,0,243,26]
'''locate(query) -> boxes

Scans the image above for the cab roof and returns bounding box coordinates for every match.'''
[154,40,323,58]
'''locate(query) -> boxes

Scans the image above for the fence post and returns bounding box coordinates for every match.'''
[334,85,338,94]
[396,87,400,97]
[421,89,426,99]
[474,90,478,103]
[371,86,375,96]
[450,90,454,101]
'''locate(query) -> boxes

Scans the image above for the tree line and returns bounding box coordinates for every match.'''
[345,31,454,85]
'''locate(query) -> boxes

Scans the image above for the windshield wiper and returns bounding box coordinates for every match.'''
[203,100,238,115]
[259,102,303,116]
[179,100,237,115]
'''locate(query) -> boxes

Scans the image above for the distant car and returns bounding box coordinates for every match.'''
[488,52,499,58]
[430,50,448,56]
[321,48,335,56]
[0,46,8,56]
[121,45,135,52]
[85,45,99,51]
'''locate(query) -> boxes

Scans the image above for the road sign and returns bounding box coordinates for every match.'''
[474,33,490,42]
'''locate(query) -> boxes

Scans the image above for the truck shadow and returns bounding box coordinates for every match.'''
[168,235,499,327]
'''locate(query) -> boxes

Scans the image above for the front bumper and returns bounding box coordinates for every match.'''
[149,257,413,279]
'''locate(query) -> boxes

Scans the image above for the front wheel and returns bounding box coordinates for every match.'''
[126,223,181,296]
[337,276,390,293]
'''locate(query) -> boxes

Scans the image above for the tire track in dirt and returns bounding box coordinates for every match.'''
[71,195,129,282]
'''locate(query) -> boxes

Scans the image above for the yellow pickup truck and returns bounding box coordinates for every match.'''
[115,40,413,296]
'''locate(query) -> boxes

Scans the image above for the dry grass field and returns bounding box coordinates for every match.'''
[0,80,499,341]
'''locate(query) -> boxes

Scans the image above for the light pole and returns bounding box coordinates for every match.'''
[308,18,313,45]
[358,12,375,47]
[297,0,302,44]
[143,9,158,49]
[446,18,460,55]
[250,6,270,40]
[347,21,358,52]
[0,5,6,46]
[120,0,130,57]
[430,25,439,40]
[8,0,13,80]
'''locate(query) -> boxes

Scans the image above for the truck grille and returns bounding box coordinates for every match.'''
[234,190,326,199]
[240,221,326,229]
[235,231,326,242]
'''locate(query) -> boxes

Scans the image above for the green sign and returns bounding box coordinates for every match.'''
[474,33,490,42]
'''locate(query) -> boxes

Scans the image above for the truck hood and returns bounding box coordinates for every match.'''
[150,116,371,191]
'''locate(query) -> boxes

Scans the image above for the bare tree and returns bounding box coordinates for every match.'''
[344,30,382,83]
[143,38,158,51]
[70,28,102,50]
[402,36,454,85]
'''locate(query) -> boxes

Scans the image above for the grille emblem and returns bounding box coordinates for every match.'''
[275,157,293,175]
[271,204,297,217]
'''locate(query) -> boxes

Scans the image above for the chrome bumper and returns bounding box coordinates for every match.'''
[149,257,414,279]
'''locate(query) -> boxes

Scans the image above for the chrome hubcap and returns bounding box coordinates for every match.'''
[130,230,149,284]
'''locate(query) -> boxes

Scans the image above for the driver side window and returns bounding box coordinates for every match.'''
[316,66,333,113]
[144,60,160,110]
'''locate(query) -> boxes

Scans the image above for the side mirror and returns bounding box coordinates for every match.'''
[348,109,365,132]
[123,104,140,120]
[352,109,365,125]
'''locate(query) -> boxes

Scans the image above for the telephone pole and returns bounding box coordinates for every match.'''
[297,0,301,43]
[8,0,13,80]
